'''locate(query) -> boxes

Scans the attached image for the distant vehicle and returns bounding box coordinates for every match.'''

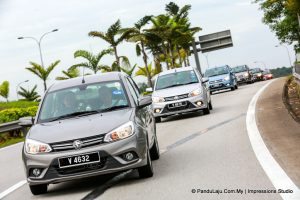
[250,68,264,82]
[232,65,254,84]
[262,71,273,80]
[204,65,238,94]
[22,72,159,195]
[148,67,212,123]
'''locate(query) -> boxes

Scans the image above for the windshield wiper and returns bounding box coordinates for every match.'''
[49,110,101,122]
[100,105,129,112]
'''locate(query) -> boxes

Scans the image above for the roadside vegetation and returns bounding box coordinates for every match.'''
[270,67,293,78]
[284,76,300,122]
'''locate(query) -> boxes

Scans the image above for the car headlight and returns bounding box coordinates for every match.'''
[257,73,262,77]
[104,121,135,142]
[25,139,52,154]
[224,76,230,81]
[244,72,249,77]
[152,96,165,103]
[189,88,202,97]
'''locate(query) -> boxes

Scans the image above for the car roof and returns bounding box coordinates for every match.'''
[48,72,123,92]
[157,67,196,77]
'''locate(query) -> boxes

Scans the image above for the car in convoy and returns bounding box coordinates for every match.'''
[148,67,212,123]
[262,71,273,80]
[232,65,254,84]
[250,68,264,82]
[204,65,238,94]
[21,72,159,195]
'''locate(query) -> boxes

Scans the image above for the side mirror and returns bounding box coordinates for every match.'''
[19,116,34,126]
[138,96,152,108]
[202,77,209,83]
[146,88,153,92]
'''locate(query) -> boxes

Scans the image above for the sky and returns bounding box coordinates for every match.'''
[0,0,296,101]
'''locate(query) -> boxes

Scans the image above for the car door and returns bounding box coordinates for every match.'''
[126,77,154,145]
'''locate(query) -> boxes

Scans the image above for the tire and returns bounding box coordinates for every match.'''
[208,101,213,110]
[231,86,235,91]
[235,84,238,89]
[155,117,161,123]
[138,149,154,178]
[150,134,160,160]
[210,91,212,95]
[203,105,210,115]
[29,184,47,195]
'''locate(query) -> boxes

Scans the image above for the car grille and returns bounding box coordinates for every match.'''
[164,93,189,102]
[50,134,105,152]
[209,79,223,84]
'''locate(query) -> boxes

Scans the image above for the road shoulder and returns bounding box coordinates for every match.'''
[256,78,300,188]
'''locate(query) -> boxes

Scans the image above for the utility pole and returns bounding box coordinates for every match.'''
[191,39,202,75]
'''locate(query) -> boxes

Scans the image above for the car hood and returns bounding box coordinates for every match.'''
[208,74,229,82]
[28,108,133,143]
[235,71,247,76]
[153,83,200,97]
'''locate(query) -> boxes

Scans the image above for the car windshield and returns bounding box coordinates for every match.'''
[204,66,229,77]
[251,68,261,73]
[232,66,247,73]
[38,81,129,123]
[155,70,199,90]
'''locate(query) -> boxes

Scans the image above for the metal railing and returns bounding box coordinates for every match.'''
[0,117,33,135]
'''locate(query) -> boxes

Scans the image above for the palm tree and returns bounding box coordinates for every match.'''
[88,20,132,71]
[18,85,40,101]
[56,68,81,80]
[26,60,60,92]
[70,49,112,74]
[135,63,161,84]
[0,81,9,102]
[123,15,155,87]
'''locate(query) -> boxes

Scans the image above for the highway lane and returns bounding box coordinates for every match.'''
[1,81,283,200]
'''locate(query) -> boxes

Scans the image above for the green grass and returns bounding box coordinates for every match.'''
[0,137,24,148]
[0,101,38,111]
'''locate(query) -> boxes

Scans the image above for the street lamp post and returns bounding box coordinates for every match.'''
[16,80,29,100]
[18,29,58,67]
[254,61,267,70]
[275,44,292,67]
[204,53,209,68]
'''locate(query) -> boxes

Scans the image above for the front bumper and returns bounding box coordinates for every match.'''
[22,133,147,185]
[153,95,208,117]
[236,76,250,83]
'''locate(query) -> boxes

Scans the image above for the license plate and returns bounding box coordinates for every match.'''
[58,152,100,168]
[168,101,187,108]
[212,84,221,87]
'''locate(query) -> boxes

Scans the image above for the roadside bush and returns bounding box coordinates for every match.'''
[0,101,39,111]
[0,106,38,123]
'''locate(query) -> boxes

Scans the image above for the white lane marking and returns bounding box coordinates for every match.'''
[246,80,300,200]
[0,180,27,199]
[0,142,23,152]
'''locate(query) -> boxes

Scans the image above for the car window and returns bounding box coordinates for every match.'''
[38,81,128,123]
[204,66,229,77]
[126,78,139,105]
[232,66,247,73]
[155,70,199,90]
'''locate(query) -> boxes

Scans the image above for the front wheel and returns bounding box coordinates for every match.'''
[29,184,48,195]
[155,117,161,123]
[150,134,160,160]
[138,149,154,178]
[203,105,210,115]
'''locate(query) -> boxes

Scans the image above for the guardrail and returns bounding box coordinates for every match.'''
[0,117,33,136]
[294,63,300,83]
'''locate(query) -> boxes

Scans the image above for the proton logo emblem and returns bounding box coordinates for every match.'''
[174,96,179,100]
[73,140,83,150]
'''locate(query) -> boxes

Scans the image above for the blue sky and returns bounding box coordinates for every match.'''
[0,0,296,100]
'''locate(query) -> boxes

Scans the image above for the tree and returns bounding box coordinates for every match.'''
[255,0,300,50]
[26,60,60,92]
[123,15,154,87]
[135,63,161,85]
[56,68,81,80]
[18,85,40,101]
[88,20,132,71]
[70,49,112,74]
[0,81,9,102]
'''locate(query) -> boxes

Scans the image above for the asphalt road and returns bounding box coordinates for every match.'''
[0,81,286,200]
